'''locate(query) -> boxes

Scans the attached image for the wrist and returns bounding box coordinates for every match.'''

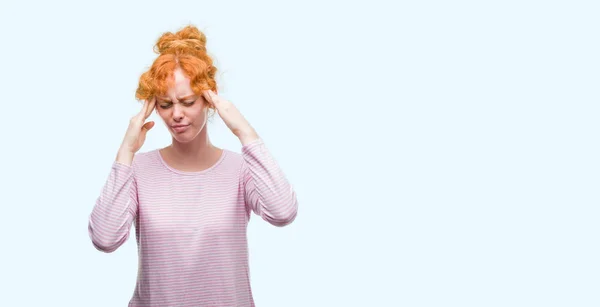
[116,148,135,166]
[236,128,259,146]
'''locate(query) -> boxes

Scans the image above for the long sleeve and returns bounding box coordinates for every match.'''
[88,161,139,253]
[241,138,298,227]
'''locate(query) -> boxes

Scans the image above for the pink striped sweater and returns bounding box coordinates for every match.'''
[88,138,298,306]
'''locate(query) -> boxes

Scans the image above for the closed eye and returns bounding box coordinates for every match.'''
[158,100,194,109]
[159,102,172,109]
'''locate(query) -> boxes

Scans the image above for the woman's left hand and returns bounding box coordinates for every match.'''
[202,90,259,145]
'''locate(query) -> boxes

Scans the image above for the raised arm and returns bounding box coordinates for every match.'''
[88,98,155,252]
[88,160,139,253]
[241,139,298,227]
[201,90,298,226]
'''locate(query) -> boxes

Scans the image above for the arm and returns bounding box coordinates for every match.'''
[200,90,298,226]
[241,138,298,227]
[88,160,138,253]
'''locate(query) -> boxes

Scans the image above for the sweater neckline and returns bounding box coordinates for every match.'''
[155,148,228,175]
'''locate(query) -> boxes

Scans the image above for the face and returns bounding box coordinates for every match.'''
[155,68,210,143]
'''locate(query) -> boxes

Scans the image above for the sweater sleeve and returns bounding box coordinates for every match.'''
[241,138,298,227]
[88,160,139,253]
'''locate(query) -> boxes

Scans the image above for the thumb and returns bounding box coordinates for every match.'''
[140,121,154,139]
[142,121,155,131]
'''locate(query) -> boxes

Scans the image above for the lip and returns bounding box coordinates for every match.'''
[171,124,190,133]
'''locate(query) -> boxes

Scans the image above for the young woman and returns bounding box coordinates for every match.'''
[88,24,298,307]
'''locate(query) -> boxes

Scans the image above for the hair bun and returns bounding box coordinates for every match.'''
[136,24,218,103]
[153,25,207,55]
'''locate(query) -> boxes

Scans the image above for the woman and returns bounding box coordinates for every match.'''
[88,25,298,307]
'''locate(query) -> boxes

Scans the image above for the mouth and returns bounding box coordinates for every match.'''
[171,124,190,133]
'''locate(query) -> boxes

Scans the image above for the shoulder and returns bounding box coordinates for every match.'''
[219,149,246,174]
[222,139,265,176]
[130,149,161,173]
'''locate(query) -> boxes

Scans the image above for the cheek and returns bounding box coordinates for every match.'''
[155,109,168,121]
[191,105,208,122]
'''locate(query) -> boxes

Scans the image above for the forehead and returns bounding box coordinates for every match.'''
[160,68,194,98]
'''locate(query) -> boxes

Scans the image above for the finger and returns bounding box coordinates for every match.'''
[135,98,154,124]
[142,121,155,131]
[133,102,148,125]
[201,90,211,104]
[138,99,149,117]
[205,90,220,104]
[139,121,154,141]
[202,90,211,99]
[144,97,156,119]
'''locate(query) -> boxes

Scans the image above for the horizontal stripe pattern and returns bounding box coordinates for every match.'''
[88,138,298,306]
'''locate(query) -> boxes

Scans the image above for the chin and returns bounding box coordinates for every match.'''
[172,136,193,143]
[171,133,195,143]
[170,127,201,143]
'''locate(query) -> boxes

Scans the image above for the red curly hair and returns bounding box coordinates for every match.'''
[135,25,217,108]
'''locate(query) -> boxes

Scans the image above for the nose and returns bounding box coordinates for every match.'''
[172,103,184,122]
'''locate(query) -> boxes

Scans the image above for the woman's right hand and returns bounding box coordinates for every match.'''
[116,97,156,165]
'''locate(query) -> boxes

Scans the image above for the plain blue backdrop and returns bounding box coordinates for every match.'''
[0,0,598,306]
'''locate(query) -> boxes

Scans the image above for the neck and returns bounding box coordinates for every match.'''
[168,126,216,161]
